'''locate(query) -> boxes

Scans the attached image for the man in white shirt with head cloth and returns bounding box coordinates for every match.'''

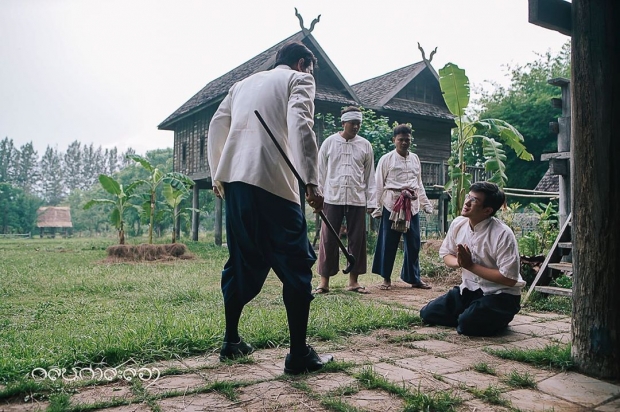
[313,106,376,294]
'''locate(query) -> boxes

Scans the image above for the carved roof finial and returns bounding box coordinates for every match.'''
[295,8,321,33]
[417,42,438,63]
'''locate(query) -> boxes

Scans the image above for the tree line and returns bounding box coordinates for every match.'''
[0,139,136,234]
[0,139,137,204]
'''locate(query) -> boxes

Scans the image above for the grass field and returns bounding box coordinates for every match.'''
[0,237,422,385]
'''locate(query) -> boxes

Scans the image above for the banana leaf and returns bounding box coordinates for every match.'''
[438,63,470,118]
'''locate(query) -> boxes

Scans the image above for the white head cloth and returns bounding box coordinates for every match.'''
[341,111,363,123]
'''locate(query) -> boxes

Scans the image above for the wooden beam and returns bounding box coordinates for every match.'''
[529,0,572,36]
[549,158,569,176]
[541,151,571,160]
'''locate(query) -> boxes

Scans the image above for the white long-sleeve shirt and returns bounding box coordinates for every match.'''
[440,216,525,295]
[207,65,318,204]
[318,133,376,207]
[373,150,432,217]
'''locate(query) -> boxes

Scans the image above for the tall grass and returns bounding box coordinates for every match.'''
[0,238,420,384]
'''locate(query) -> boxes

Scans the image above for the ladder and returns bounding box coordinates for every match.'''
[522,213,573,303]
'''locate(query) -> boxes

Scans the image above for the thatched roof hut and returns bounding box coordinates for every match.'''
[36,207,73,228]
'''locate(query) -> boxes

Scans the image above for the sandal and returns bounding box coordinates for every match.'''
[312,287,329,294]
[379,284,392,291]
[346,286,370,294]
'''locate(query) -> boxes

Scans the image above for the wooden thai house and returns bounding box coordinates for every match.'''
[352,63,454,186]
[158,24,455,241]
[36,207,73,238]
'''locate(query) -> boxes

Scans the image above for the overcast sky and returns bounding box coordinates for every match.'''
[0,0,569,156]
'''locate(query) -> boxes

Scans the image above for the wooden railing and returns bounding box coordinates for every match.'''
[420,161,487,187]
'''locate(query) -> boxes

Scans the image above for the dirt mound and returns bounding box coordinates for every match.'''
[105,243,194,262]
[423,239,443,252]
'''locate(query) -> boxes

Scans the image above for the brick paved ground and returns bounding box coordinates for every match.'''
[2,281,619,411]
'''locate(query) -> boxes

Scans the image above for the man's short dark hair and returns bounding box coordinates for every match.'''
[393,124,412,137]
[341,106,361,115]
[275,42,318,70]
[470,181,506,215]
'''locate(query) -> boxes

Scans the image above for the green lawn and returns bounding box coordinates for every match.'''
[0,237,421,384]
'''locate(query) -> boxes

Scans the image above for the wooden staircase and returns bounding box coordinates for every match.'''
[523,213,573,303]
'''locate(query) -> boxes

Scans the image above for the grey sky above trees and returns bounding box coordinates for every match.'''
[0,0,567,156]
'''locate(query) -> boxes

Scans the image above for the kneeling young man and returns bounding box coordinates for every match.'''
[420,182,524,336]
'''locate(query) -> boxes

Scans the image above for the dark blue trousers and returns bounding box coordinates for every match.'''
[222,182,316,306]
[371,208,422,285]
[420,286,521,336]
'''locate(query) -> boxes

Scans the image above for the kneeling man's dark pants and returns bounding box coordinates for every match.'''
[420,287,520,336]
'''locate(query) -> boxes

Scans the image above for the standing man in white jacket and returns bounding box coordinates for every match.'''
[314,106,376,294]
[207,41,333,375]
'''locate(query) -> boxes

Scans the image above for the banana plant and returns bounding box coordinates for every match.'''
[439,63,534,215]
[84,174,141,244]
[126,154,194,244]
[160,183,199,243]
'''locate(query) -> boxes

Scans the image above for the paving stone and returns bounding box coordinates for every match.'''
[538,320,571,334]
[507,336,555,350]
[156,392,235,411]
[491,360,557,383]
[395,355,466,374]
[342,389,405,411]
[236,380,322,410]
[379,343,427,361]
[304,372,357,393]
[595,397,620,411]
[249,347,288,363]
[408,373,455,392]
[179,355,219,369]
[508,322,560,337]
[367,361,424,386]
[144,373,207,396]
[328,349,383,364]
[504,388,585,411]
[70,382,134,405]
[96,403,152,412]
[202,363,275,382]
[457,398,511,411]
[489,328,537,343]
[546,331,571,344]
[510,314,541,325]
[0,401,49,412]
[446,347,501,369]
[408,339,463,354]
[526,312,570,321]
[537,372,620,407]
[442,370,503,390]
[145,358,187,372]
[410,326,455,335]
[250,361,286,378]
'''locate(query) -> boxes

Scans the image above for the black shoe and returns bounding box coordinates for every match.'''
[219,339,254,361]
[284,345,334,375]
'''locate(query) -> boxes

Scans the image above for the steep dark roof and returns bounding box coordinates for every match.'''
[158,31,357,130]
[352,63,453,120]
[534,169,560,192]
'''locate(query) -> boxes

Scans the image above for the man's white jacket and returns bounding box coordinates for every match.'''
[318,133,376,208]
[207,65,318,204]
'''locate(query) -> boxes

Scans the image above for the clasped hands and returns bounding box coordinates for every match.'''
[456,244,474,269]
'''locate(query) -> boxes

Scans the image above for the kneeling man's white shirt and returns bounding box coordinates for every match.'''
[440,216,525,296]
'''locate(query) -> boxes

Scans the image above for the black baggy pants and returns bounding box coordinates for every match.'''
[420,286,521,337]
